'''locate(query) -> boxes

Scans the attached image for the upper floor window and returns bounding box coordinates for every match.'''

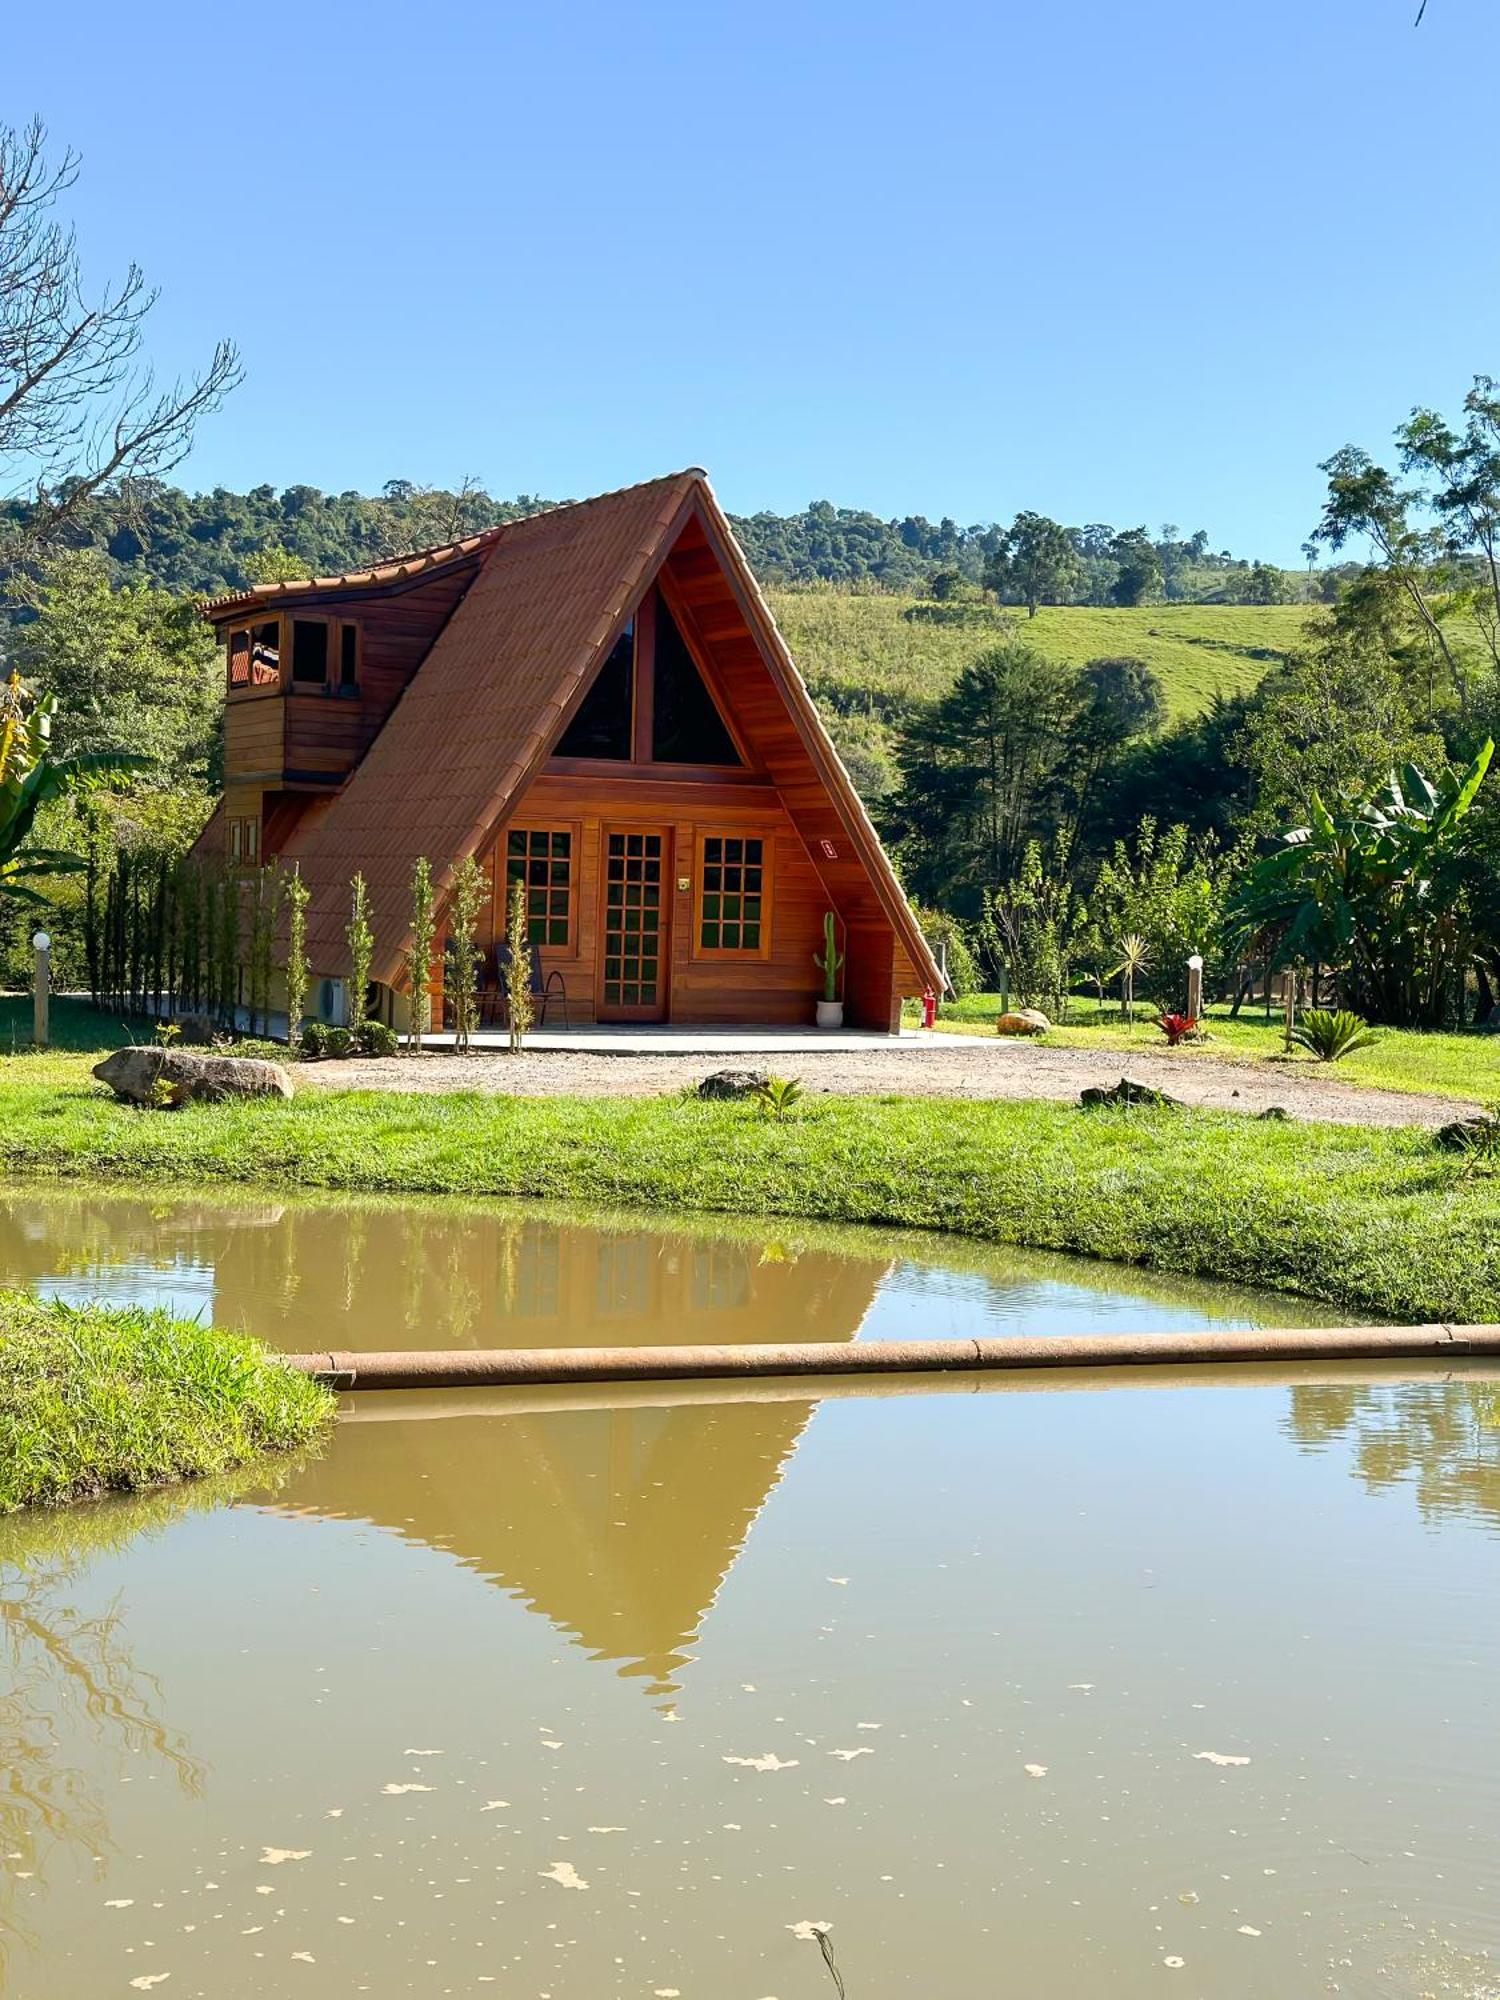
[226,614,359,692]
[550,592,743,766]
[228,619,281,689]
[291,619,330,684]
[652,599,740,765]
[555,621,633,758]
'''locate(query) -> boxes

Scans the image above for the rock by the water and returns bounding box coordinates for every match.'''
[996,1008,1051,1036]
[93,1046,294,1107]
[696,1068,771,1100]
[1079,1075,1182,1110]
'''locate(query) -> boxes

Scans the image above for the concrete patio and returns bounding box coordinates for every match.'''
[411,1025,992,1055]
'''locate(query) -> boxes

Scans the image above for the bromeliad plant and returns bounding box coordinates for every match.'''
[1,673,143,907]
[1154,1011,1197,1046]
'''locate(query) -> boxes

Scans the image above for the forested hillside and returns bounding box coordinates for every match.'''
[0,477,1323,603]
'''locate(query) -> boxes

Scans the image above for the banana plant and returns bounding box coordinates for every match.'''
[1228,739,1494,1025]
[0,673,145,908]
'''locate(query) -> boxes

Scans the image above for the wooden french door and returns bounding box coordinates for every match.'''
[598,828,670,1021]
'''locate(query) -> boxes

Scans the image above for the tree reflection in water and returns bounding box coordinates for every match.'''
[0,1460,308,1970]
[1285,1380,1500,1528]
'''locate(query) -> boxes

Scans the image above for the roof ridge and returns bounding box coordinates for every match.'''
[201,469,707,614]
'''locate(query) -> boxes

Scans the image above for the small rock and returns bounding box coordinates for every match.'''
[996,1008,1051,1036]
[1257,1105,1288,1121]
[696,1069,771,1100]
[1079,1075,1182,1110]
[94,1046,295,1108]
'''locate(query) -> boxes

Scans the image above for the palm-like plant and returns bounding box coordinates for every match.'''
[1110,931,1151,1028]
[1289,1007,1381,1062]
[1,674,143,908]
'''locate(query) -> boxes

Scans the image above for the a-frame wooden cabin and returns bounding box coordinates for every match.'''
[203,470,940,1032]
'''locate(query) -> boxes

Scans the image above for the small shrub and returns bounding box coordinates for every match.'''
[1154,1012,1197,1046]
[752,1074,804,1123]
[299,1021,329,1059]
[1290,1008,1381,1063]
[322,1025,354,1059]
[354,1020,398,1058]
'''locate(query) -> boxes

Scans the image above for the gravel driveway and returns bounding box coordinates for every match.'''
[306,1037,1477,1128]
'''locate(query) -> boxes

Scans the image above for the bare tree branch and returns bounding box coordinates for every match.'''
[0,117,241,561]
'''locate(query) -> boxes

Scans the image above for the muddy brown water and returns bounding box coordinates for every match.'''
[2,1185,1498,1998]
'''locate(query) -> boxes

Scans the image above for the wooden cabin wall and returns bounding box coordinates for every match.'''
[477,773,844,1027]
[280,569,477,782]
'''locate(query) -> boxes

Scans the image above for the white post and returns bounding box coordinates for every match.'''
[1186,952,1203,1022]
[32,930,51,1047]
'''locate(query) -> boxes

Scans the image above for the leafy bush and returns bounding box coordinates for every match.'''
[299,1021,328,1059]
[299,1021,354,1060]
[1289,1008,1381,1062]
[913,903,981,998]
[354,1020,398,1058]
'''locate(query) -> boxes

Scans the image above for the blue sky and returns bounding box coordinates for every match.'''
[8,0,1497,562]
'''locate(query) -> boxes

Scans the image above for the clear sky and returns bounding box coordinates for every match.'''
[8,0,1498,562]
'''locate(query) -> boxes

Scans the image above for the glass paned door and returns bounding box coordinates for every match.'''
[600,830,668,1020]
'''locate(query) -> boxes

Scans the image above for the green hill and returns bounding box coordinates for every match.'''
[768,589,1318,725]
[765,588,1321,803]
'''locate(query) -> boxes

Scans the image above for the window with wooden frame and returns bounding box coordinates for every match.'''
[227,814,260,866]
[697,833,769,953]
[505,827,575,949]
[227,618,282,691]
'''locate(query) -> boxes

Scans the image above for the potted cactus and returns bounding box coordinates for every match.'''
[814,911,845,1028]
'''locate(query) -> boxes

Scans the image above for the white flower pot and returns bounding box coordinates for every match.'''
[816,999,844,1029]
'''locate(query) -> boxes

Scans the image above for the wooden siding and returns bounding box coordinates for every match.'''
[477,772,838,1026]
[221,564,480,792]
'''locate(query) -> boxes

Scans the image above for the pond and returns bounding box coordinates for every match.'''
[2,1187,1498,1998]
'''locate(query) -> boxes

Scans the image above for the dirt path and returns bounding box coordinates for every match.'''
[306,1038,1477,1128]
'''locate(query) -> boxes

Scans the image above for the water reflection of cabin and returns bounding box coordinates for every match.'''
[199,470,940,1031]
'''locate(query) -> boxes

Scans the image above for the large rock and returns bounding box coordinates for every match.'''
[696,1068,771,1101]
[996,1008,1051,1036]
[1079,1075,1182,1110]
[94,1046,295,1108]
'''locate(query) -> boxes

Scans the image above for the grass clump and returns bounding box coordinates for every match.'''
[0,1291,333,1513]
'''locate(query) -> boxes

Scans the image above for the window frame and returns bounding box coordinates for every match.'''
[693,827,773,960]
[503,822,580,957]
[226,615,284,697]
[227,814,261,867]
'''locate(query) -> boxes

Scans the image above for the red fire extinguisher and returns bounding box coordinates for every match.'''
[921,988,938,1028]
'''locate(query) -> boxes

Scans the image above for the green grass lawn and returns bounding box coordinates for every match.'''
[768,589,1318,726]
[0,1290,332,1512]
[1,1002,1498,1325]
[931,996,1496,1103]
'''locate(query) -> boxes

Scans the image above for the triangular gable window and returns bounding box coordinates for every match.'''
[651,599,740,766]
[555,619,634,759]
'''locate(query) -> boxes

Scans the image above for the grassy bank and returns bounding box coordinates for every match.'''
[1,1033,1497,1324]
[932,996,1497,1103]
[0,1292,333,1512]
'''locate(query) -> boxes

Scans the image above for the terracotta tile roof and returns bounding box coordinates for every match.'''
[293,471,703,977]
[200,472,708,618]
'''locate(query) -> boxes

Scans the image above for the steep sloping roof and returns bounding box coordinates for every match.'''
[295,471,701,972]
[285,468,940,994]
